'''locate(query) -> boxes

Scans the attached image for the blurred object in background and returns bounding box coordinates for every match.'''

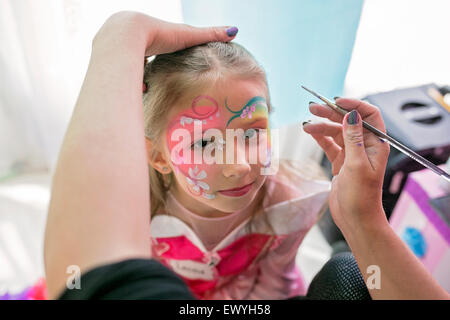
[390,167,450,292]
[0,0,183,180]
[363,83,450,218]
[0,278,46,300]
[0,170,51,295]
[440,157,450,193]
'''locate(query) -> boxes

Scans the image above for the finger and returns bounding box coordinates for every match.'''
[333,150,346,176]
[336,98,391,156]
[342,110,370,168]
[309,103,344,123]
[303,122,344,148]
[179,25,238,48]
[309,99,386,134]
[310,99,388,151]
[310,134,341,163]
[335,98,386,133]
[311,134,345,176]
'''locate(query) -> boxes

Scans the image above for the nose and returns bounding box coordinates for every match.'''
[221,140,251,179]
[222,162,251,179]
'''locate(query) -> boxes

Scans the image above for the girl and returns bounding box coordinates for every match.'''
[142,41,330,299]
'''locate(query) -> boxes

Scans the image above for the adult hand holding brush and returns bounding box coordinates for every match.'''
[303,98,448,299]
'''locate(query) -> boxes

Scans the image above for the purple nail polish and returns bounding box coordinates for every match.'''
[347,110,358,125]
[226,27,238,37]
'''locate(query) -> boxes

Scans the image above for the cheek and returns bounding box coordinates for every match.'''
[168,144,222,198]
[256,128,271,166]
[239,118,271,165]
[177,162,219,184]
[180,163,221,200]
[200,164,220,181]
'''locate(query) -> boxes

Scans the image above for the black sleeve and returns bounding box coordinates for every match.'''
[58,258,196,300]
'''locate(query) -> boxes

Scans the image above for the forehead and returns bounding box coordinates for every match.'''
[166,78,269,132]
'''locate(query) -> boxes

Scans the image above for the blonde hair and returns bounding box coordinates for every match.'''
[142,41,273,217]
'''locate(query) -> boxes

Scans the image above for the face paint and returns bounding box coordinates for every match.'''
[224,96,272,168]
[166,95,222,199]
[166,94,271,201]
[166,95,222,164]
[224,96,268,127]
[186,165,215,199]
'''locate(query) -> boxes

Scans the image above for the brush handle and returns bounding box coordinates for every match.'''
[301,85,450,182]
[337,103,450,182]
[362,120,450,182]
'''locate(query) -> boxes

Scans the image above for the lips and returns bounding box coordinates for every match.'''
[218,181,254,197]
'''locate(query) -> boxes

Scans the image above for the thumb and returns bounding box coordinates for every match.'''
[342,110,369,166]
[182,25,239,48]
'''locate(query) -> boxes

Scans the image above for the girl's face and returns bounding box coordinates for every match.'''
[161,77,271,217]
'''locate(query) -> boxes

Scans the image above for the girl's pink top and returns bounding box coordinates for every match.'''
[149,160,330,299]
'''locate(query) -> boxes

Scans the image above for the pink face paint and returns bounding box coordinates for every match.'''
[166,95,222,199]
[166,94,271,200]
[167,95,222,163]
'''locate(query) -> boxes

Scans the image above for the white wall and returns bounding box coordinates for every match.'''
[345,0,450,98]
[0,0,183,178]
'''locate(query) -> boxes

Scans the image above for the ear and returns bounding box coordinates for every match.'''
[145,137,172,175]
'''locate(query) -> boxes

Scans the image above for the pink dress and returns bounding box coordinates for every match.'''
[150,161,330,299]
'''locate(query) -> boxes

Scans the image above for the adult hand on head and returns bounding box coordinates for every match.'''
[93,11,238,57]
[303,98,391,234]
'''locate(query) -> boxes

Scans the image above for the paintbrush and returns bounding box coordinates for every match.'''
[301,85,450,183]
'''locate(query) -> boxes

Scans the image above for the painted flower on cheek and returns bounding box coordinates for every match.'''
[186,166,209,192]
[240,104,256,119]
[186,166,216,200]
[202,192,215,200]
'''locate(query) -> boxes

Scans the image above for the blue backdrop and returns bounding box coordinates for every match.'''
[182,0,364,128]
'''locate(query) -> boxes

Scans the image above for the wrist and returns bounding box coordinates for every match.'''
[92,11,151,55]
[340,207,391,245]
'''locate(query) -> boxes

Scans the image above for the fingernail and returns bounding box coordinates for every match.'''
[226,27,238,37]
[333,96,340,100]
[347,110,359,125]
[309,101,315,105]
[302,120,312,126]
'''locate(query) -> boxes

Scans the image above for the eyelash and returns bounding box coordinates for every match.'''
[190,128,265,149]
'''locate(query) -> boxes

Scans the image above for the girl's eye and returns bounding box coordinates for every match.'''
[191,139,213,149]
[244,128,260,139]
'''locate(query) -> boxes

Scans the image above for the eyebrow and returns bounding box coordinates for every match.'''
[200,117,268,132]
[245,118,268,126]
